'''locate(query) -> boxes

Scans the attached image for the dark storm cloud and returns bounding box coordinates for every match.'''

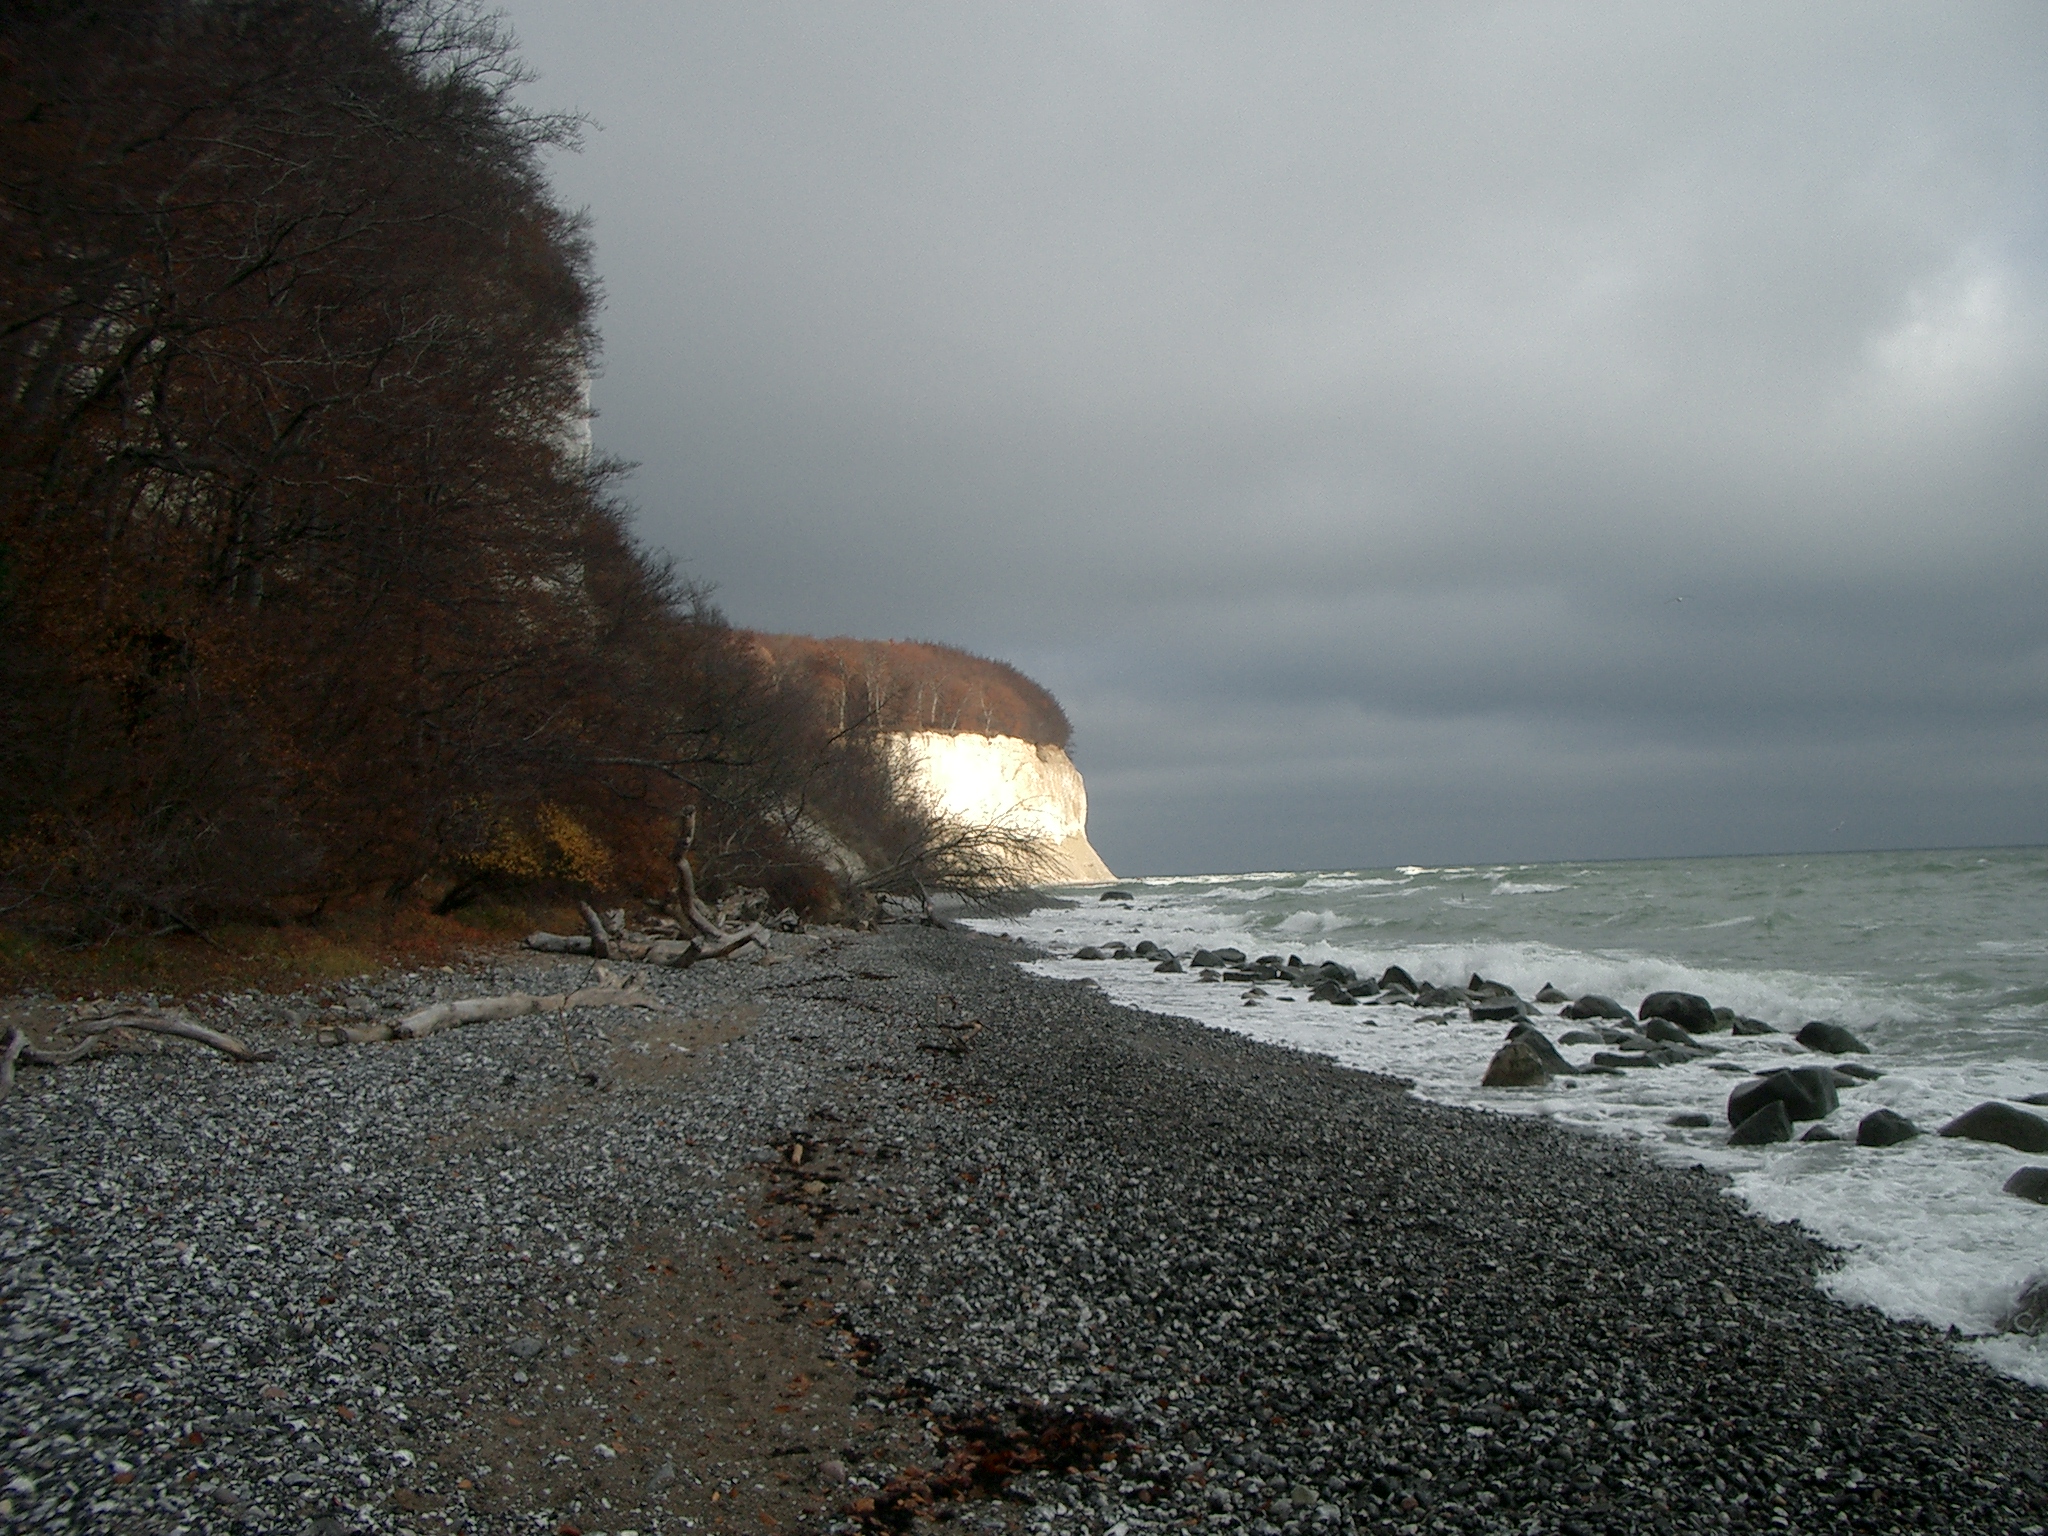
[501,1,2048,873]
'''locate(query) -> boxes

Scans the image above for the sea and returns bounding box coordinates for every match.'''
[960,846,2048,1386]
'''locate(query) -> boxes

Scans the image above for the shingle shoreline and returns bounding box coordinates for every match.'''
[2,923,2044,1534]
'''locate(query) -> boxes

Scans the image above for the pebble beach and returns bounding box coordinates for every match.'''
[4,921,2047,1535]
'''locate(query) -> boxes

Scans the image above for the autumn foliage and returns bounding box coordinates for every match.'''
[751,634,1072,748]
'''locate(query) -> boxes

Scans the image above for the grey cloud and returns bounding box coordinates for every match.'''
[503,0,2048,870]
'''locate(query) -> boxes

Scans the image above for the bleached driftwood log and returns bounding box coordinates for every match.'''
[522,929,767,965]
[1,1010,275,1102]
[317,979,655,1046]
[71,1010,278,1062]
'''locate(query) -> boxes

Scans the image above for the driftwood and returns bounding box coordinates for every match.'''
[318,980,655,1046]
[576,899,612,961]
[71,1010,278,1062]
[522,928,769,965]
[672,806,726,939]
[1,1009,274,1101]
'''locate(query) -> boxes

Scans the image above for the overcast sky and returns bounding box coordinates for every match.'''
[501,1,2046,876]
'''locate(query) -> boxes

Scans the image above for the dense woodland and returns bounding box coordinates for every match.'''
[0,0,1059,940]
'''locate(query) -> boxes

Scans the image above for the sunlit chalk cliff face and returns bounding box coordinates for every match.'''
[887,731,1114,886]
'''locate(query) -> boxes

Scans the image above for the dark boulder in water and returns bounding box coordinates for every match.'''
[1099,889,1134,901]
[1833,1061,1883,1081]
[1796,1020,1870,1055]
[1153,957,1184,974]
[1467,973,1518,998]
[1730,1101,1794,1146]
[1732,1016,1778,1036]
[1801,1125,1843,1143]
[1642,1017,1696,1046]
[1481,1039,1551,1087]
[1505,1023,1577,1077]
[1562,994,1632,1022]
[1535,983,1571,1005]
[2003,1168,2048,1205]
[1191,947,1246,968]
[1667,1112,1713,1128]
[1640,991,1718,1034]
[1379,964,1418,993]
[1469,998,1528,1022]
[1074,946,1106,960]
[1134,940,1158,956]
[1856,1109,1921,1147]
[1941,1103,2048,1154]
[1728,1068,1839,1126]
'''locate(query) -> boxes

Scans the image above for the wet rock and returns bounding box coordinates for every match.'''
[1727,1067,1839,1126]
[1667,1113,1713,1129]
[1801,1125,1843,1143]
[1729,1101,1794,1146]
[1562,994,1632,1022]
[1415,984,1472,1007]
[1856,1109,1920,1147]
[1833,1062,1883,1081]
[1467,974,1518,999]
[1941,1102,2048,1154]
[1559,1030,1607,1046]
[1505,1023,1577,1076]
[1999,1275,2048,1335]
[1796,1021,1870,1055]
[1642,1017,1695,1047]
[1535,983,1571,1005]
[1074,946,1106,960]
[1153,957,1184,974]
[1379,964,1418,993]
[1099,890,1134,901]
[1731,1016,1778,1036]
[2003,1168,2048,1205]
[1133,940,1159,956]
[1468,998,1528,1022]
[1639,991,1718,1034]
[1482,1040,1552,1087]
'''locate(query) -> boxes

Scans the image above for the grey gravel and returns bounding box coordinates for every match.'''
[4,924,2047,1535]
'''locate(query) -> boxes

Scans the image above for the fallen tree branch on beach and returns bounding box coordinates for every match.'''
[317,977,656,1046]
[0,1027,23,1102]
[522,928,770,965]
[70,1010,279,1062]
[1,1009,276,1102]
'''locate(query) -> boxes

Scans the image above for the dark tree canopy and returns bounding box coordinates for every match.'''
[0,2,1066,936]
[0,0,718,930]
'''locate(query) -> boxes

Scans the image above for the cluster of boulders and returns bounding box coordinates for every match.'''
[1067,938,2048,1204]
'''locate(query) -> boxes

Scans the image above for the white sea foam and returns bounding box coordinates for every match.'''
[967,849,2048,1385]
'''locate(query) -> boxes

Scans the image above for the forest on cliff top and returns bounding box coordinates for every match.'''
[0,0,1063,946]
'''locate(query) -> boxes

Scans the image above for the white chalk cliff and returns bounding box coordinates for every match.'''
[887,731,1114,886]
